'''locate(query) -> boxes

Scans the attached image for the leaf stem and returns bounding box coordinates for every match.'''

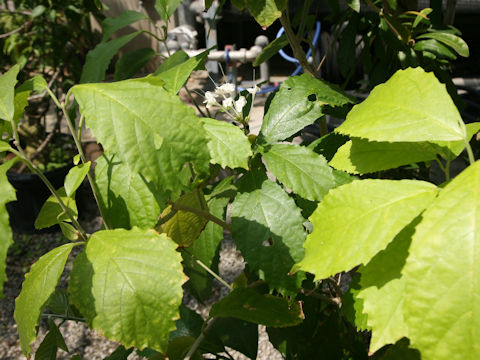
[183,249,233,291]
[465,141,476,165]
[172,202,232,232]
[279,9,317,78]
[185,317,218,360]
[49,88,110,230]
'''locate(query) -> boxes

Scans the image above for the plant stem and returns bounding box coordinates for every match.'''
[172,202,232,232]
[183,249,233,291]
[465,141,476,165]
[50,88,110,229]
[185,317,218,360]
[184,85,208,117]
[280,9,317,78]
[41,313,86,322]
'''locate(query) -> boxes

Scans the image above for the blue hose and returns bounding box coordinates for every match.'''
[236,20,322,94]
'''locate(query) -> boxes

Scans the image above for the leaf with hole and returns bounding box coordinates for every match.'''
[336,67,466,142]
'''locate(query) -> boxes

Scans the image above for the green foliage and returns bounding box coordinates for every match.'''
[231,180,306,294]
[294,179,438,280]
[260,74,353,143]
[0,159,17,298]
[114,48,156,81]
[155,0,183,22]
[336,67,466,142]
[0,65,19,121]
[72,76,210,193]
[34,188,78,230]
[15,243,77,355]
[94,155,166,229]
[201,118,252,169]
[35,319,69,360]
[64,162,91,197]
[69,228,185,352]
[262,143,336,201]
[101,10,147,42]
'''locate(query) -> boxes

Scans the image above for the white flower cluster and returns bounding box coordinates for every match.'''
[203,83,259,120]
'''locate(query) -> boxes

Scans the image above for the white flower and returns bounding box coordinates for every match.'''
[247,86,260,95]
[204,91,218,109]
[234,96,247,113]
[222,97,233,108]
[216,83,235,96]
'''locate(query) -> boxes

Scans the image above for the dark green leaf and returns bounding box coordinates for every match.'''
[102,10,147,42]
[114,48,156,81]
[80,32,141,83]
[346,0,360,12]
[253,34,288,66]
[231,180,306,294]
[35,320,68,360]
[414,39,457,60]
[104,345,134,360]
[155,0,183,22]
[210,288,304,327]
[34,188,78,230]
[417,31,469,57]
[95,155,166,229]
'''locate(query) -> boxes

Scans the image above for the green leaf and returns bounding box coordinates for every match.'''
[160,192,208,247]
[0,65,19,121]
[183,196,229,301]
[0,159,17,298]
[114,48,156,81]
[231,180,306,294]
[262,144,336,201]
[15,243,77,355]
[414,39,457,60]
[35,319,68,360]
[73,76,210,193]
[261,74,354,143]
[330,139,439,174]
[431,122,480,160]
[356,220,419,352]
[64,162,91,197]
[155,0,183,22]
[95,155,166,229]
[59,222,80,241]
[308,132,349,161]
[101,10,147,42]
[293,179,439,280]
[204,318,258,359]
[13,75,47,124]
[31,5,47,18]
[201,118,252,169]
[412,8,432,28]
[167,337,202,360]
[34,187,78,229]
[253,34,288,66]
[346,0,360,12]
[341,275,369,331]
[244,0,287,27]
[417,31,469,57]
[210,288,304,327]
[155,50,209,94]
[402,161,480,360]
[69,228,185,352]
[155,51,189,74]
[336,67,466,142]
[80,32,141,83]
[0,140,11,152]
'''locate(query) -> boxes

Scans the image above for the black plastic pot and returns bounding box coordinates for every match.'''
[6,163,73,234]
